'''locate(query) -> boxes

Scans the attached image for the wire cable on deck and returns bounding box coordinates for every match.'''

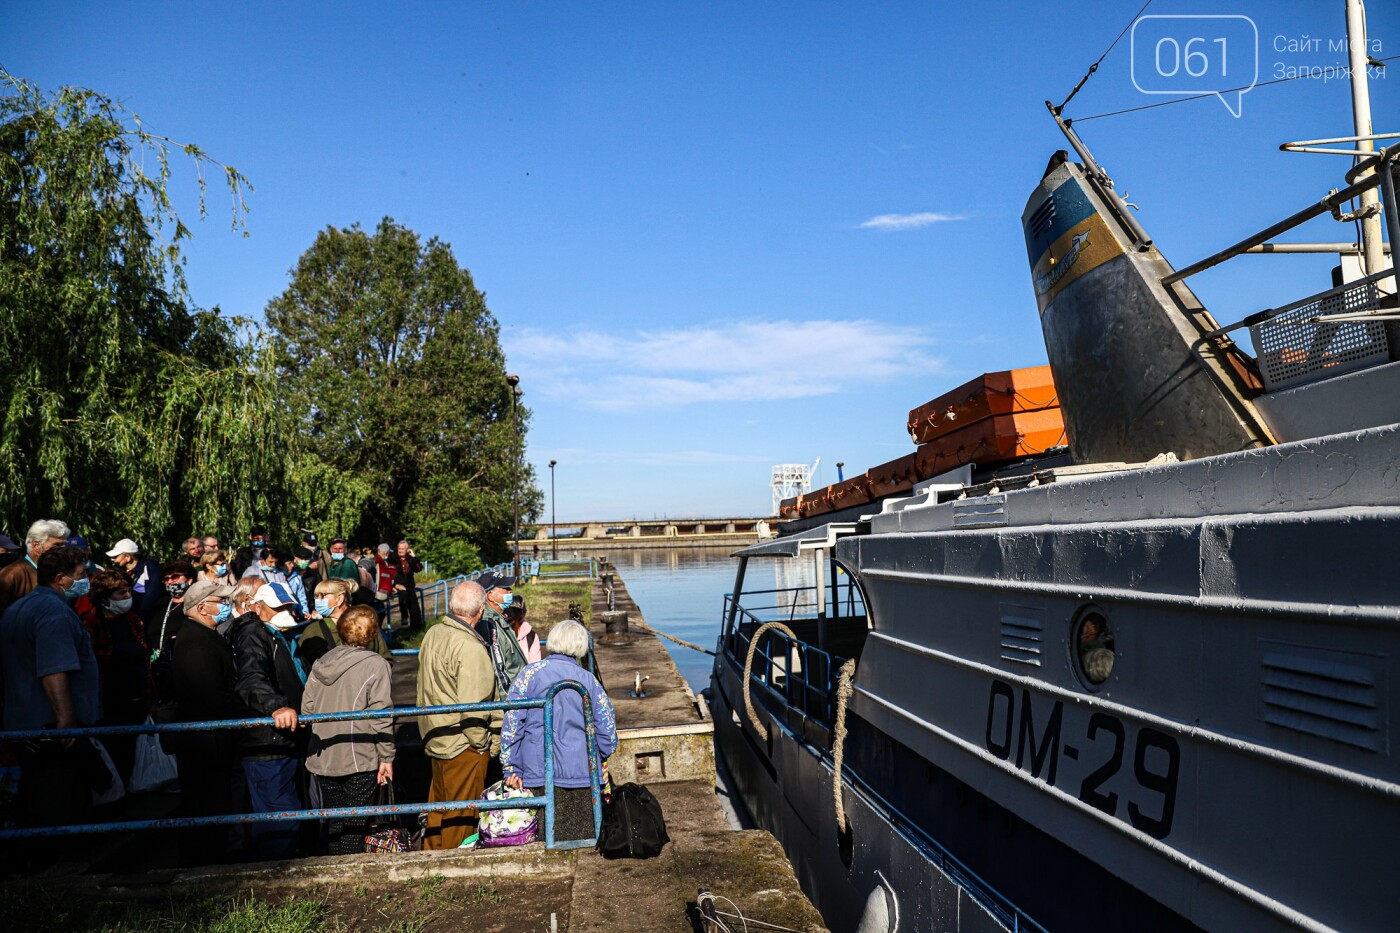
[1053,0,1154,114]
[696,890,813,933]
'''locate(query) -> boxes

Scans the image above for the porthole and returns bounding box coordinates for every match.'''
[1073,606,1115,688]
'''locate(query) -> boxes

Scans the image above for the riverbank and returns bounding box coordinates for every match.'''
[543,531,758,551]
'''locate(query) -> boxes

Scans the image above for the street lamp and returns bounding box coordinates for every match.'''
[507,373,523,579]
[548,459,558,561]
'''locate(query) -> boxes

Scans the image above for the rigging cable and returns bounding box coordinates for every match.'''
[1053,0,1155,114]
[1071,55,1400,123]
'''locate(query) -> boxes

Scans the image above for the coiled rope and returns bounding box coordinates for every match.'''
[741,621,798,741]
[831,657,857,835]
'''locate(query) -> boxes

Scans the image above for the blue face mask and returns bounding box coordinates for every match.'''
[214,564,228,577]
[499,592,514,609]
[65,577,90,601]
[314,598,333,617]
[215,602,232,624]
[331,552,345,561]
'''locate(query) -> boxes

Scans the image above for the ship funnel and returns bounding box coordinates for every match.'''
[1022,157,1273,463]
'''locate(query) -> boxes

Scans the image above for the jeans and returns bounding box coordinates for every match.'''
[242,757,301,860]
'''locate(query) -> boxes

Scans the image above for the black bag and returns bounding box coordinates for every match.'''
[596,782,669,859]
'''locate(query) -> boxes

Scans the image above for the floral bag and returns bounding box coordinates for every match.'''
[476,780,539,847]
[364,783,414,854]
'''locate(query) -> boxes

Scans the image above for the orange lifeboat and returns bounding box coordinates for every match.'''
[914,407,1067,478]
[907,366,1059,445]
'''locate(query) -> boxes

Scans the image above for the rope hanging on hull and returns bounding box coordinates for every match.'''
[831,657,857,835]
[741,621,798,742]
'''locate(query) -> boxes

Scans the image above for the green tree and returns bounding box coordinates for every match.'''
[0,72,294,552]
[266,218,539,572]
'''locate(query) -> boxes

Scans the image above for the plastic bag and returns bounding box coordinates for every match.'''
[129,717,179,792]
[90,739,126,806]
[476,780,539,847]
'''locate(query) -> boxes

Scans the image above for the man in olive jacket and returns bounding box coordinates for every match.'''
[416,581,501,850]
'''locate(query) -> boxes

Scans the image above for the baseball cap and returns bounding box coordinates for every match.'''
[252,581,298,609]
[294,545,316,560]
[477,569,516,591]
[67,535,90,551]
[0,534,18,551]
[301,530,319,546]
[183,580,234,617]
[106,538,141,558]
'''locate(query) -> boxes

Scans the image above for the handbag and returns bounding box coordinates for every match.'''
[476,780,539,847]
[129,717,179,793]
[364,782,413,854]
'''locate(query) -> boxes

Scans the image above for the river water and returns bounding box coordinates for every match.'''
[606,546,815,692]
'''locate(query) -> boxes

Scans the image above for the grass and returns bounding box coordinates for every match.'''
[394,578,592,649]
[0,887,331,933]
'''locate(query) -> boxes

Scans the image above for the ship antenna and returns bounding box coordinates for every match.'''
[1345,0,1386,278]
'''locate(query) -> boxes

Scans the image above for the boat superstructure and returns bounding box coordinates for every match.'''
[710,3,1400,930]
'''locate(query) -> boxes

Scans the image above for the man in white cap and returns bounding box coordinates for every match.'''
[227,580,307,860]
[105,538,163,619]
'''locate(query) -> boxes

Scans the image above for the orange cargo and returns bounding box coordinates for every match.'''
[866,452,920,498]
[828,475,873,512]
[799,487,835,519]
[915,407,1067,478]
[907,366,1060,445]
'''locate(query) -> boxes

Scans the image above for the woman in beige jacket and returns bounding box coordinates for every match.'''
[301,606,395,854]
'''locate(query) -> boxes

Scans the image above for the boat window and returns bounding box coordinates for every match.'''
[1073,607,1115,688]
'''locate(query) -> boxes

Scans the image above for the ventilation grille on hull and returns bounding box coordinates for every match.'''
[1260,647,1383,752]
[1000,609,1043,667]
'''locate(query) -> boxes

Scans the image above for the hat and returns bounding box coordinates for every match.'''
[294,545,316,560]
[106,538,141,558]
[477,569,516,591]
[67,535,90,551]
[183,580,234,617]
[252,581,298,609]
[301,531,319,546]
[0,534,18,551]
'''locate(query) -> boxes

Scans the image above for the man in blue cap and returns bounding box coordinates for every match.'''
[474,570,528,695]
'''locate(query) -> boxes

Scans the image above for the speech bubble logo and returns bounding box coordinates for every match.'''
[1130,15,1258,118]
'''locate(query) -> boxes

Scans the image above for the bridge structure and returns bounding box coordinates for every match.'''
[522,515,770,548]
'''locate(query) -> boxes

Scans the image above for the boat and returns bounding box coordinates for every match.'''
[708,3,1400,930]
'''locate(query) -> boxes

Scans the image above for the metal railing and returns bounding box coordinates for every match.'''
[0,681,602,851]
[533,558,597,579]
[726,608,846,732]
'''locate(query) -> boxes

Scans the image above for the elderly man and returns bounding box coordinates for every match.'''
[106,537,164,619]
[172,578,239,863]
[0,519,71,614]
[228,580,306,859]
[417,581,501,850]
[181,536,205,562]
[474,569,529,695]
[390,540,424,631]
[0,545,99,828]
[202,533,221,554]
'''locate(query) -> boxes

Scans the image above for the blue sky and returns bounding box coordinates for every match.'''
[7,1,1396,520]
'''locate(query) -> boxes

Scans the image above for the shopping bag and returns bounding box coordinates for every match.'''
[128,717,179,792]
[364,783,413,853]
[476,780,539,847]
[90,739,126,806]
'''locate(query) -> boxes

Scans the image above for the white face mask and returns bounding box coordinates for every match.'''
[105,596,134,615]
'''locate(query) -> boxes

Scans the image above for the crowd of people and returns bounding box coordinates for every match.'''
[0,518,615,865]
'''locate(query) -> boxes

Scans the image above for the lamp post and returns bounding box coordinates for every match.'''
[507,374,522,579]
[548,459,558,561]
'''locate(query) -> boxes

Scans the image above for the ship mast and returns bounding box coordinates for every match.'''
[1346,0,1386,278]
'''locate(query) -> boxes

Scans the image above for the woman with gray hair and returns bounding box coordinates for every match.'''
[500,618,617,842]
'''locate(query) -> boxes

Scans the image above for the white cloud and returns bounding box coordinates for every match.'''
[858,211,965,231]
[507,319,946,412]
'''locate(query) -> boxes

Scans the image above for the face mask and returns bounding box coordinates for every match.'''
[166,581,190,597]
[214,564,228,577]
[296,559,310,570]
[251,539,265,548]
[499,592,514,609]
[331,552,345,561]
[314,598,333,617]
[215,602,232,625]
[105,596,134,615]
[65,577,90,601]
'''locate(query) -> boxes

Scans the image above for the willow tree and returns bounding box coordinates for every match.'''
[266,217,540,571]
[0,73,293,551]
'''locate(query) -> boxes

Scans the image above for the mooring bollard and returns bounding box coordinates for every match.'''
[600,609,631,644]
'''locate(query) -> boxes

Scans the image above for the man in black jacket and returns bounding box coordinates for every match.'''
[391,540,424,631]
[172,579,239,864]
[229,580,305,860]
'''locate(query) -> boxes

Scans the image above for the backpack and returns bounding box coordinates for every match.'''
[596,782,669,859]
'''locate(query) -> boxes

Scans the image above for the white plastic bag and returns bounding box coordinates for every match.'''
[90,739,126,806]
[129,717,179,792]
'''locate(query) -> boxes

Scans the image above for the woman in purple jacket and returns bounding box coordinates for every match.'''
[501,619,616,841]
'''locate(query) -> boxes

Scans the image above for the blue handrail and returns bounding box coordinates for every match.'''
[0,682,603,851]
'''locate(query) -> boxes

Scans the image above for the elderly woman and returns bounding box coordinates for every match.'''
[73,569,153,781]
[299,578,390,667]
[501,619,617,842]
[197,549,231,585]
[302,605,396,854]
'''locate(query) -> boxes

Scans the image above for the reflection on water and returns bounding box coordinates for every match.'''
[604,546,816,692]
